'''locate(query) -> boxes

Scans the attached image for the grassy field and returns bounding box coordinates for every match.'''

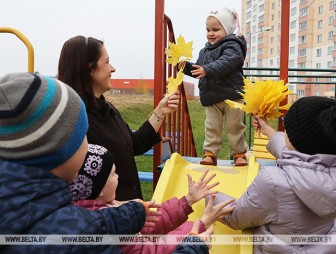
[109,94,258,201]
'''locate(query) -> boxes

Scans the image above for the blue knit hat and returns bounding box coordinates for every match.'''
[0,72,88,170]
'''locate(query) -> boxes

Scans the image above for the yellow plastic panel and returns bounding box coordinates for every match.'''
[153,153,260,254]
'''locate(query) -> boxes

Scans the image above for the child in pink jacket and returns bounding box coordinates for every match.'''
[70,144,235,253]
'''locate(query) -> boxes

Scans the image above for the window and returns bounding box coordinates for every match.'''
[272,14,275,21]
[259,4,264,12]
[298,62,306,68]
[299,21,308,30]
[257,48,263,55]
[271,36,274,43]
[328,46,333,54]
[316,48,322,57]
[329,16,334,25]
[272,2,275,9]
[316,63,321,69]
[289,59,295,67]
[317,34,323,43]
[297,90,305,97]
[300,7,308,17]
[290,33,296,42]
[317,20,323,28]
[330,1,334,10]
[291,7,297,16]
[328,61,332,68]
[298,49,307,57]
[315,91,320,96]
[290,46,296,54]
[329,31,333,39]
[258,15,264,22]
[258,37,264,44]
[290,20,296,29]
[270,48,274,54]
[299,35,307,44]
[270,59,274,66]
[318,5,323,14]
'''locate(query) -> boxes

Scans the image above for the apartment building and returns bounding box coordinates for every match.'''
[241,0,336,100]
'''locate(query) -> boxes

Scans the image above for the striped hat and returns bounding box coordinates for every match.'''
[0,72,88,170]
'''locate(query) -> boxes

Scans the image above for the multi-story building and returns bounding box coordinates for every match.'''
[241,0,336,100]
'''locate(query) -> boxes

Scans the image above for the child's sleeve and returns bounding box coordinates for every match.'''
[98,201,146,234]
[266,132,288,159]
[141,196,193,235]
[209,168,278,230]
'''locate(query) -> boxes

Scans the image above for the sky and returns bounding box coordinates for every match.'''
[0,0,241,94]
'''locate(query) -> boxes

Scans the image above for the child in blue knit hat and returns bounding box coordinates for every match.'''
[0,72,214,254]
[0,72,160,254]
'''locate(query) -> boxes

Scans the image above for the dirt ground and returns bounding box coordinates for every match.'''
[104,92,153,108]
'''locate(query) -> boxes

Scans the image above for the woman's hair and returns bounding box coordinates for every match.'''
[58,36,103,107]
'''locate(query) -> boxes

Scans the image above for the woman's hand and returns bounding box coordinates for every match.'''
[154,90,181,118]
[201,194,235,229]
[185,169,219,206]
[149,90,180,132]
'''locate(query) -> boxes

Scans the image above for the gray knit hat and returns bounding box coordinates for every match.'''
[0,72,88,170]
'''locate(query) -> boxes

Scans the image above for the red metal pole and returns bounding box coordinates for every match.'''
[153,0,165,188]
[278,0,290,131]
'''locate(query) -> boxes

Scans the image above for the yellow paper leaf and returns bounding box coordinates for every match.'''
[225,99,244,110]
[165,35,193,67]
[167,70,184,94]
[225,78,292,120]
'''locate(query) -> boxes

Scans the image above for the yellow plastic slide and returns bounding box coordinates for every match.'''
[152,153,260,254]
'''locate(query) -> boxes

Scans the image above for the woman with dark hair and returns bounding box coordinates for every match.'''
[58,36,180,201]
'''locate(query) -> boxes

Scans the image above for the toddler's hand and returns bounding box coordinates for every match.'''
[201,194,235,229]
[190,65,206,79]
[185,169,219,206]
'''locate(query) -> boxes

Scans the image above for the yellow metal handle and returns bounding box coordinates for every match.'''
[0,27,34,72]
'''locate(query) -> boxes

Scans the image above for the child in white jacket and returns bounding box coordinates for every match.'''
[212,96,336,254]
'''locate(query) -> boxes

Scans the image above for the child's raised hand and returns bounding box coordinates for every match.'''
[185,169,219,206]
[201,194,235,229]
[133,199,162,227]
[187,219,214,250]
